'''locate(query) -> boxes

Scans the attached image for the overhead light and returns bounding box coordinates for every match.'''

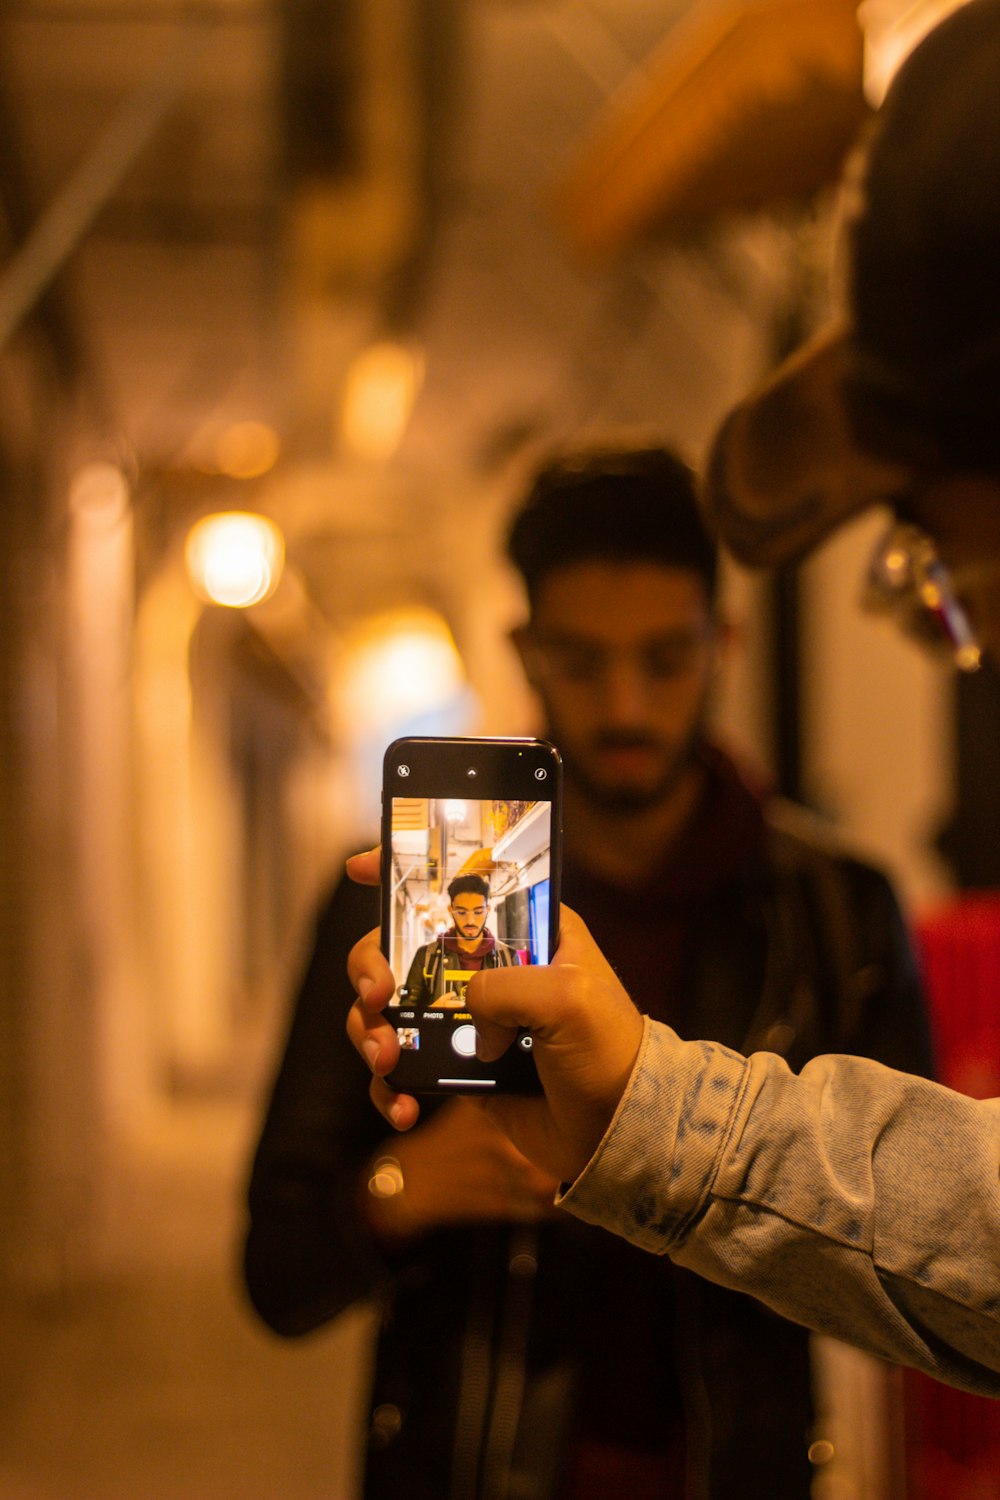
[184,511,285,609]
[339,608,465,733]
[339,341,425,462]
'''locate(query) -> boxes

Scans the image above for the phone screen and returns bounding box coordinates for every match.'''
[380,736,562,1093]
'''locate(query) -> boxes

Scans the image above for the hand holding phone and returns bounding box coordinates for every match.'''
[379,736,562,1095]
[347,899,644,1185]
[363,1098,558,1243]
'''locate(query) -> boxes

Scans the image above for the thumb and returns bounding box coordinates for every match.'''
[468,906,642,1092]
[467,908,644,1183]
[470,907,595,1061]
[346,847,380,887]
[470,906,618,1045]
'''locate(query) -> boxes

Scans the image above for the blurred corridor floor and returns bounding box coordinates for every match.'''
[0,1094,374,1500]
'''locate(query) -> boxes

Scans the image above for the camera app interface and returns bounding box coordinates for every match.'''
[386,792,552,1083]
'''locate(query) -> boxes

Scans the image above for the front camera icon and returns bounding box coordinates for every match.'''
[397,765,410,778]
[534,767,547,781]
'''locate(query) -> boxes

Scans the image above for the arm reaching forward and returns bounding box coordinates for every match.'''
[346,851,1000,1395]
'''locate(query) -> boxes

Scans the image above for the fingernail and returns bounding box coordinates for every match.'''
[387,1098,406,1128]
[357,976,374,1003]
[362,1037,380,1072]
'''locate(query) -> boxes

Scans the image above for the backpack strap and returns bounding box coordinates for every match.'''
[489,942,516,969]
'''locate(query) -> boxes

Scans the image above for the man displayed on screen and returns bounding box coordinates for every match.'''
[401,874,518,1009]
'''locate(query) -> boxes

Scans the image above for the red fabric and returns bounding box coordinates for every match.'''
[441,929,497,967]
[557,1435,686,1500]
[916,894,1000,1098]
[905,895,1000,1500]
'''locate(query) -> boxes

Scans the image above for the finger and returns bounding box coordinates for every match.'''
[347,926,396,1011]
[346,994,400,1076]
[347,986,423,1131]
[474,982,517,1064]
[346,846,381,886]
[550,905,623,983]
[469,907,602,1061]
[475,962,640,1091]
[468,910,644,1184]
[470,906,624,1028]
[369,1072,421,1132]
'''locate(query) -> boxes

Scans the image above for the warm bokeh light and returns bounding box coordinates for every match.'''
[184,511,285,608]
[214,421,281,479]
[338,608,466,733]
[339,341,425,461]
[185,420,281,477]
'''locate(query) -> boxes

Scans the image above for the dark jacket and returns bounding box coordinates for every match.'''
[242,749,933,1500]
[403,930,517,1007]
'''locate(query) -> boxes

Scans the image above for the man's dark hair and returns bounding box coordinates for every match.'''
[506,443,718,605]
[448,874,490,903]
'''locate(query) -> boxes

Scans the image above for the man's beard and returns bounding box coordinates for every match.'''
[559,728,705,815]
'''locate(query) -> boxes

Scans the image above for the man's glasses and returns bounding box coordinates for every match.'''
[520,630,714,693]
[862,520,982,672]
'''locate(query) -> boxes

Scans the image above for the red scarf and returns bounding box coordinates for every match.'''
[441,929,496,967]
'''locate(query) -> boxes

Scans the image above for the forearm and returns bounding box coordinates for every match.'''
[561,1018,1000,1394]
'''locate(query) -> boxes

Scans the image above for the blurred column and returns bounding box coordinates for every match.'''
[65,464,142,1121]
[134,566,232,1088]
[44,462,143,1276]
[0,368,117,1293]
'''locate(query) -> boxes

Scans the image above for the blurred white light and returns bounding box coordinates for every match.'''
[339,609,465,733]
[340,341,425,462]
[185,511,285,609]
[445,800,467,823]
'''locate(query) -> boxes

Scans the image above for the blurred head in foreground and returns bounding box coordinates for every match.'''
[703,0,1000,670]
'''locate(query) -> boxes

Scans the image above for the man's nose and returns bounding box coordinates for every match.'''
[603,659,652,721]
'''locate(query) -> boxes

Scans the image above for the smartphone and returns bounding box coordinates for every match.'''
[380,735,562,1094]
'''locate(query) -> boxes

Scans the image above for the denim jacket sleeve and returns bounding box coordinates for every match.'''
[559,1017,1000,1395]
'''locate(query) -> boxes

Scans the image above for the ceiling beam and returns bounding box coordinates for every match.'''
[554,0,868,261]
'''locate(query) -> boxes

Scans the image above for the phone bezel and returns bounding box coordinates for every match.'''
[379,735,562,1094]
